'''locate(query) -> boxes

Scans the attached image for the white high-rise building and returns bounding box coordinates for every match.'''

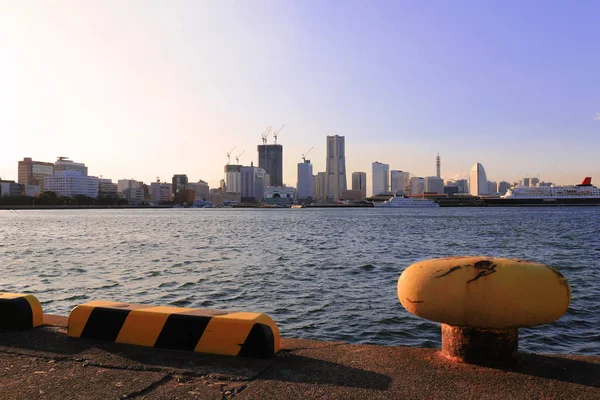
[297,160,313,200]
[325,135,347,201]
[351,172,367,199]
[487,181,498,195]
[224,165,242,193]
[469,163,488,195]
[424,176,444,194]
[455,179,469,194]
[241,165,266,201]
[150,181,172,203]
[44,170,99,198]
[372,162,389,196]
[410,177,425,195]
[390,170,410,195]
[315,172,327,201]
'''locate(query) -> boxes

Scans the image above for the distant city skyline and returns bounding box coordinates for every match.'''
[1,2,599,191]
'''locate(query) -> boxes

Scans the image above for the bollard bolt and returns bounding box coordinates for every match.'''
[397,256,571,365]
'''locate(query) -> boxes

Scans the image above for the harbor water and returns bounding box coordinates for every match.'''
[1,208,599,356]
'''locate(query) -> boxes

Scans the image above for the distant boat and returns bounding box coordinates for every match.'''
[374,196,439,208]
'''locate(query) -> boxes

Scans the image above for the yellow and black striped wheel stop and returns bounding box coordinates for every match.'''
[0,293,43,330]
[68,301,280,358]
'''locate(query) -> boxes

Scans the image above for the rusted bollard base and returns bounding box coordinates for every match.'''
[441,324,518,365]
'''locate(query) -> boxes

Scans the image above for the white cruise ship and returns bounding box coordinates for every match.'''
[484,177,600,206]
[375,196,439,208]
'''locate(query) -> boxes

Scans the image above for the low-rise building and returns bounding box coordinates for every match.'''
[44,171,99,198]
[189,180,210,200]
[0,180,23,197]
[341,190,364,201]
[124,188,145,204]
[150,181,172,204]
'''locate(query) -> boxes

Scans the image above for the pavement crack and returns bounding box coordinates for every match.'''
[120,374,172,399]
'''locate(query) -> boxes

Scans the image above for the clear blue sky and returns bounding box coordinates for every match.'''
[1,1,598,191]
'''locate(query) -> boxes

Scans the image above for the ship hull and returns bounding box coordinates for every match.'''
[483,197,600,206]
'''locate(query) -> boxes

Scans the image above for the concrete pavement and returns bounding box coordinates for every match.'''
[0,315,598,399]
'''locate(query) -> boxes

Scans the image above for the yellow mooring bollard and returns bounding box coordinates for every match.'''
[397,256,571,365]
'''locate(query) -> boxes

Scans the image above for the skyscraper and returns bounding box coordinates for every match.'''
[325,135,347,201]
[469,163,488,195]
[372,161,389,196]
[297,160,313,200]
[351,172,367,199]
[257,144,283,187]
[436,153,441,178]
[390,170,410,195]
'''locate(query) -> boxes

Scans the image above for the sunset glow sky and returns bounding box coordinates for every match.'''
[1,1,599,192]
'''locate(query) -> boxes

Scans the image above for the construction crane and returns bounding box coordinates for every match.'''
[261,126,272,145]
[301,146,314,162]
[273,124,285,145]
[226,146,236,164]
[235,150,245,164]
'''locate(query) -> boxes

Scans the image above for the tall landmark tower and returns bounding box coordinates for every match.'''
[436,153,441,178]
[325,135,347,201]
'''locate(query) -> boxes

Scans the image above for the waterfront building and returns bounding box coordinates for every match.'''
[150,181,173,203]
[341,190,363,201]
[124,187,144,204]
[410,177,425,195]
[469,163,488,195]
[498,181,510,195]
[531,177,540,187]
[207,190,241,207]
[436,153,441,178]
[325,135,347,201]
[390,170,410,195]
[539,181,553,187]
[372,162,389,196]
[99,179,118,196]
[444,185,459,195]
[257,144,283,187]
[351,172,367,199]
[315,172,327,202]
[241,165,267,202]
[455,179,469,194]
[0,180,23,197]
[487,181,498,195]
[424,176,444,194]
[18,157,54,190]
[297,160,313,200]
[264,186,295,206]
[118,179,142,195]
[523,177,530,187]
[224,164,242,193]
[44,170,99,198]
[189,180,210,200]
[172,174,188,195]
[54,157,88,176]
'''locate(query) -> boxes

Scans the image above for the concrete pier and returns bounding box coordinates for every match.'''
[0,316,598,399]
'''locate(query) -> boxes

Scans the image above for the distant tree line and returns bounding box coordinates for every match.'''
[0,191,129,206]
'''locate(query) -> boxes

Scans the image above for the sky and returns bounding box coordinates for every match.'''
[1,0,599,194]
